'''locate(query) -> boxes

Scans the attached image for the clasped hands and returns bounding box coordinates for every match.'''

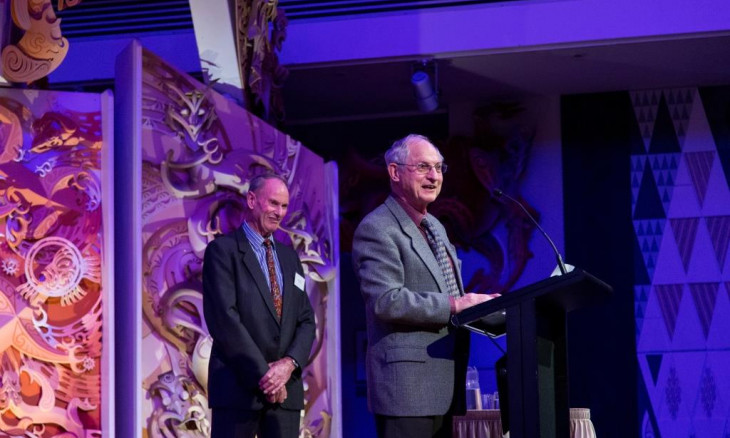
[259,357,297,404]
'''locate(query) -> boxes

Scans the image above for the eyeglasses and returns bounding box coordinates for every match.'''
[395,162,448,174]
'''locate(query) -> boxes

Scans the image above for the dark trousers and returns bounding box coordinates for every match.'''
[211,406,300,438]
[375,414,453,438]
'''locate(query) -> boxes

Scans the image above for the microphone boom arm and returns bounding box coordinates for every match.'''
[494,188,568,275]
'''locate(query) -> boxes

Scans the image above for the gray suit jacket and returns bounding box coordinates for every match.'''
[352,196,469,417]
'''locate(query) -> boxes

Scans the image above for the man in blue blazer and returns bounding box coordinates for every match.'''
[353,134,496,438]
[203,173,315,438]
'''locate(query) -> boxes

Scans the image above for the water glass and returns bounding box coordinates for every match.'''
[482,393,493,409]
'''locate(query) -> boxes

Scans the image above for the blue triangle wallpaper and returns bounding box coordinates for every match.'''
[631,87,730,437]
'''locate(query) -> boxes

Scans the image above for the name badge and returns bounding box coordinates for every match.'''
[294,273,306,290]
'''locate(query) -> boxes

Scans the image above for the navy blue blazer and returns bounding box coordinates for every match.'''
[203,227,315,410]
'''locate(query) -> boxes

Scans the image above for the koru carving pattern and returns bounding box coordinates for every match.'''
[140,49,336,438]
[0,89,106,437]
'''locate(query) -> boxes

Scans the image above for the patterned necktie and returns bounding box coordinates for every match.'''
[263,240,283,320]
[421,217,461,298]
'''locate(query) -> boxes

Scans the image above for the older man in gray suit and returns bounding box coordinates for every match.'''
[353,134,496,438]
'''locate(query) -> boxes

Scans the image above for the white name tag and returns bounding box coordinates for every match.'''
[294,272,306,290]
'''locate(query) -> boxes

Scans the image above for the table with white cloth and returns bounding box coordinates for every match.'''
[453,409,503,438]
[453,408,597,438]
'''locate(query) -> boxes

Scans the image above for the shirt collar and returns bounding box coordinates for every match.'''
[392,194,427,228]
[242,221,275,247]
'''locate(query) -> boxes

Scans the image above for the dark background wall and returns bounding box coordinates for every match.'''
[561,92,639,436]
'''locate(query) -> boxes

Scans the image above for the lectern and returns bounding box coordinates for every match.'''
[451,269,612,438]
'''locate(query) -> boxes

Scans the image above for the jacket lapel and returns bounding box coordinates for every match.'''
[236,228,281,325]
[385,197,449,294]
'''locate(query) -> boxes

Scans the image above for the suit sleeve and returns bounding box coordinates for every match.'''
[284,252,316,369]
[353,217,451,327]
[202,239,269,387]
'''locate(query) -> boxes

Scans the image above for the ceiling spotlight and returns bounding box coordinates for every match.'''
[411,60,439,112]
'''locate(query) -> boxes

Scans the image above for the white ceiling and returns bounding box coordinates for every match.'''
[282,33,730,122]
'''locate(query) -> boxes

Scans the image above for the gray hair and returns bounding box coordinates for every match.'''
[384,134,442,166]
[249,172,288,193]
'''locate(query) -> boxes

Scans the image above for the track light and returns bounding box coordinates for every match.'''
[411,60,439,112]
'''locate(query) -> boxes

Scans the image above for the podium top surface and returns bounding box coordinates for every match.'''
[451,269,612,328]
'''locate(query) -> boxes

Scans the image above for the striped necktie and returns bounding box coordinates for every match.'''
[421,217,461,298]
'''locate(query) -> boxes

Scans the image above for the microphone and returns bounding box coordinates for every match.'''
[493,188,568,275]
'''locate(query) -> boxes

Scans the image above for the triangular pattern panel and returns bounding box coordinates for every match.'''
[654,284,684,340]
[681,90,715,154]
[638,353,664,418]
[667,150,702,218]
[635,284,651,340]
[684,217,723,280]
[632,155,648,213]
[633,86,730,438]
[685,151,716,208]
[706,283,730,350]
[688,283,719,341]
[638,373,662,438]
[634,219,665,281]
[649,94,682,154]
[647,353,663,387]
[669,218,700,273]
[635,159,666,219]
[699,86,730,193]
[701,149,730,217]
[651,153,680,214]
[631,90,661,152]
[705,216,730,272]
[652,219,686,285]
[664,88,695,149]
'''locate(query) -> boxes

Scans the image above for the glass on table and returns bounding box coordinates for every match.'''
[482,393,493,409]
[465,366,482,410]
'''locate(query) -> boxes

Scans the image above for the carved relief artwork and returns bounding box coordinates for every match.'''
[234,0,288,122]
[56,0,82,11]
[139,49,337,437]
[1,0,70,83]
[0,88,110,437]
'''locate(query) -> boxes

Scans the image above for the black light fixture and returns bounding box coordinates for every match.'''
[411,60,439,112]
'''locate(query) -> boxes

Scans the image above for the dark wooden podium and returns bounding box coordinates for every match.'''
[451,269,612,438]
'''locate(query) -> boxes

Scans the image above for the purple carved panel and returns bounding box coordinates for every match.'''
[0,88,113,437]
[137,49,339,437]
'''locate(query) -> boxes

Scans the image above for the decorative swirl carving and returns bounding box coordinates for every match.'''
[1,0,69,84]
[148,371,210,438]
[0,91,106,436]
[1,45,51,84]
[164,87,219,151]
[0,353,98,437]
[234,0,288,122]
[17,236,100,306]
[32,112,83,153]
[57,0,82,11]
[139,49,336,438]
